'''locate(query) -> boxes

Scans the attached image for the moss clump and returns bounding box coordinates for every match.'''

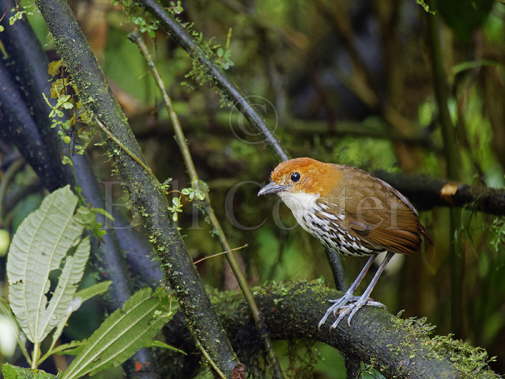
[426,335,497,376]
[393,315,498,377]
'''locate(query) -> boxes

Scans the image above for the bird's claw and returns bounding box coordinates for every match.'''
[319,295,385,329]
[318,292,357,328]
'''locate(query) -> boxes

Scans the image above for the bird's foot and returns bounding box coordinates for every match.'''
[318,292,357,328]
[318,294,384,329]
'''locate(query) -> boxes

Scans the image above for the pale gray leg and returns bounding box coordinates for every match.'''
[330,252,394,329]
[318,255,375,329]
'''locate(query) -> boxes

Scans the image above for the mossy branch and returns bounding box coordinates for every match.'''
[162,281,498,379]
[373,170,505,215]
[35,0,241,376]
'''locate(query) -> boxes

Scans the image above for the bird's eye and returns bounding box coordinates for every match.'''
[290,172,301,182]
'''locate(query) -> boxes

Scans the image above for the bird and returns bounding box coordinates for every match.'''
[257,157,425,328]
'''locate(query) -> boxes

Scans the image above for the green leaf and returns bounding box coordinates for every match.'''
[74,281,112,304]
[6,186,90,343]
[148,340,186,355]
[61,288,172,379]
[90,207,114,221]
[416,0,436,14]
[1,363,54,379]
[40,237,90,341]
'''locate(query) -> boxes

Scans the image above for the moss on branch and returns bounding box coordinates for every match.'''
[162,280,498,379]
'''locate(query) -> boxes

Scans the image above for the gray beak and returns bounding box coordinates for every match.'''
[258,182,288,196]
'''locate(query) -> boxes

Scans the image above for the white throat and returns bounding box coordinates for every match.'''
[278,191,319,231]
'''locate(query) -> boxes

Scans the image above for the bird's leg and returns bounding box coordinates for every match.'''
[318,255,375,328]
[330,252,394,329]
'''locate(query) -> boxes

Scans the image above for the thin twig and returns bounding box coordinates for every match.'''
[95,117,155,177]
[193,244,248,265]
[130,32,285,379]
[195,340,226,379]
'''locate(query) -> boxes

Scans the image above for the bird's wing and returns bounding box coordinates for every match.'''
[322,166,422,255]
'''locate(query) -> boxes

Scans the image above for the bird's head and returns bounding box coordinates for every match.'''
[258,157,340,197]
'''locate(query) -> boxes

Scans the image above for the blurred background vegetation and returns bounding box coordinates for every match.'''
[1,0,505,377]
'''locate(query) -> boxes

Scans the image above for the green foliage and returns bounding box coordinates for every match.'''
[167,196,184,222]
[332,136,398,171]
[3,188,178,377]
[392,316,497,377]
[74,206,114,239]
[45,60,96,160]
[182,27,235,95]
[61,288,176,379]
[175,17,235,106]
[0,2,35,32]
[181,183,207,202]
[74,281,112,304]
[7,186,90,345]
[2,364,53,379]
[166,180,208,222]
[115,0,160,37]
[416,0,436,15]
[131,16,159,37]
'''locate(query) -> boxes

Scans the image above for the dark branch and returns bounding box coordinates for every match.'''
[162,281,498,379]
[131,114,440,151]
[0,0,68,190]
[375,170,505,215]
[0,61,64,191]
[73,153,161,377]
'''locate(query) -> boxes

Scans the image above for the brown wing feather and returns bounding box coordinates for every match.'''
[325,165,423,255]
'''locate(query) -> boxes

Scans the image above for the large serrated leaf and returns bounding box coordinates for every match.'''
[61,288,172,379]
[40,237,90,337]
[6,186,89,343]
